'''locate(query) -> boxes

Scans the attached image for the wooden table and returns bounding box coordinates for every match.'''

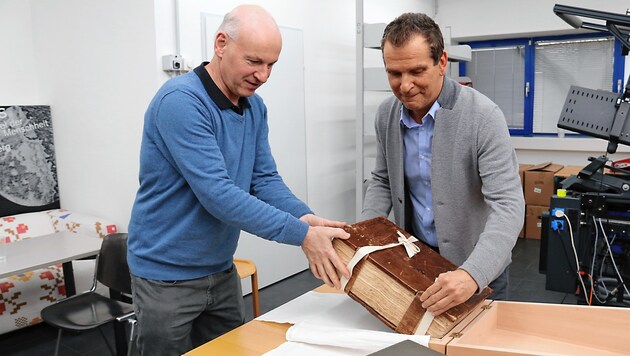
[184,285,333,356]
[0,231,103,295]
[185,318,292,355]
[185,285,453,355]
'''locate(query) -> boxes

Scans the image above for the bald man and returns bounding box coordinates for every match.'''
[127,5,350,355]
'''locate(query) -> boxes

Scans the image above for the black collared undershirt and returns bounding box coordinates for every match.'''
[193,62,250,115]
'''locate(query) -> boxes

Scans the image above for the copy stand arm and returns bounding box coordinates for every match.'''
[606,20,630,55]
[607,87,630,154]
[554,4,630,49]
[561,156,630,194]
[554,4,630,153]
[577,156,607,179]
[608,62,630,153]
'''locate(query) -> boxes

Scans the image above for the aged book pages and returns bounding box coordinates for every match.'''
[333,217,492,338]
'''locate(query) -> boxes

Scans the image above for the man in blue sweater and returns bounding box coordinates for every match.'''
[127,5,350,355]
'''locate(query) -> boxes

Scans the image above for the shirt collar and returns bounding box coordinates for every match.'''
[399,100,441,128]
[193,62,251,115]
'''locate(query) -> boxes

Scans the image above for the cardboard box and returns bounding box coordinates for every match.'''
[525,205,548,239]
[333,217,491,338]
[523,162,563,206]
[554,164,583,189]
[436,300,630,355]
[518,164,532,190]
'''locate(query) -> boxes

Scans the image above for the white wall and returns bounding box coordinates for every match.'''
[436,0,629,41]
[0,0,157,229]
[364,0,431,23]
[0,0,162,229]
[0,0,361,289]
[26,0,159,229]
[436,0,630,167]
[0,0,363,290]
[0,1,41,104]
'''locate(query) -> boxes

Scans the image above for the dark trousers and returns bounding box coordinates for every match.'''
[488,265,510,300]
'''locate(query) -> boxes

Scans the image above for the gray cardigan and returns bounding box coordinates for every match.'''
[362,76,525,290]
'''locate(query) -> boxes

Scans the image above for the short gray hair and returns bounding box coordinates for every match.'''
[217,11,240,39]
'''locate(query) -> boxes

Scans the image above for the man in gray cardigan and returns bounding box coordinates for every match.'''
[362,12,524,317]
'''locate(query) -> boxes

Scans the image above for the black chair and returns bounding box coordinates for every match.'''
[41,232,135,356]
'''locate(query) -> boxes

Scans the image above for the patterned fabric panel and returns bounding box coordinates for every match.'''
[0,265,65,335]
[0,209,118,335]
[0,211,56,243]
[47,209,117,239]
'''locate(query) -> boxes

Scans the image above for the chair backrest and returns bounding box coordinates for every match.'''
[96,233,132,295]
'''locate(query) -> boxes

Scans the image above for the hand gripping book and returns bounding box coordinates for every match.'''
[332,217,492,338]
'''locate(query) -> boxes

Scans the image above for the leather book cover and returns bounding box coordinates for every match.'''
[333,216,492,337]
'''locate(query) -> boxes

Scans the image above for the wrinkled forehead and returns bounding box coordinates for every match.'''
[383,34,432,60]
[234,29,282,63]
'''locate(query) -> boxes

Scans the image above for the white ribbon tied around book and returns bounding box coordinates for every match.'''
[340,230,434,335]
[340,230,419,289]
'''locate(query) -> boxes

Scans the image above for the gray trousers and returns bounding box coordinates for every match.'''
[131,264,245,356]
[488,265,510,300]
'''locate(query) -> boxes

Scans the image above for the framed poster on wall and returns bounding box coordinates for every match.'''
[0,105,59,217]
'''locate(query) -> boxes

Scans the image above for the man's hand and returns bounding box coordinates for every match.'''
[301,225,350,290]
[300,213,346,228]
[420,269,478,316]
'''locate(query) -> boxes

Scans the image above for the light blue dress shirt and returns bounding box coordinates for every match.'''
[400,101,440,247]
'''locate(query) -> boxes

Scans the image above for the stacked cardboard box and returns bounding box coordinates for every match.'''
[518,163,586,239]
[522,162,564,239]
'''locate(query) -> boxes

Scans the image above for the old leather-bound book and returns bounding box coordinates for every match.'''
[332,217,492,338]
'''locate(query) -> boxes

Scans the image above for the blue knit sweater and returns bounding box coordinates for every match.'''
[128,69,312,281]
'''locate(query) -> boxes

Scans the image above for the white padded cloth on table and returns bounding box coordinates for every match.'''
[263,322,430,355]
[256,291,391,331]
